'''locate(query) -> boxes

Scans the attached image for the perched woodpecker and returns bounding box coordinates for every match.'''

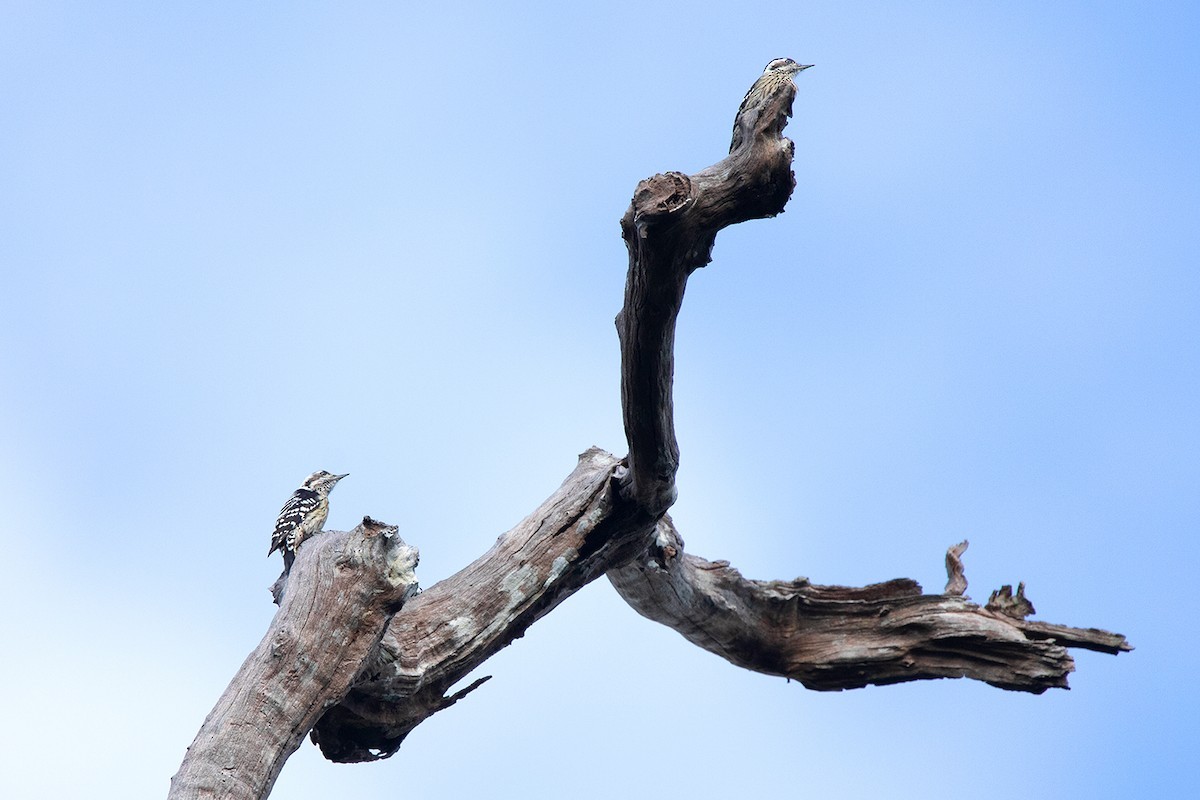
[730,58,813,152]
[269,470,348,569]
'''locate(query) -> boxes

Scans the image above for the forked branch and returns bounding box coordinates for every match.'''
[603,64,1128,693]
[173,62,1130,795]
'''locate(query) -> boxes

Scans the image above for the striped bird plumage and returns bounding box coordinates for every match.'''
[269,470,347,568]
[730,58,812,152]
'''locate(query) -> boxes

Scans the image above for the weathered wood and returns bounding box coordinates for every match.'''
[1018,620,1132,655]
[304,69,811,763]
[615,72,799,516]
[945,539,969,596]
[168,520,418,799]
[174,61,1131,793]
[298,60,1127,761]
[309,447,656,761]
[608,517,1131,694]
[307,462,1131,765]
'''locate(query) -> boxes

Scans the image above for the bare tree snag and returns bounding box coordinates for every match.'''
[169,520,418,800]
[304,68,809,764]
[608,518,1130,693]
[307,447,656,761]
[174,61,1130,795]
[616,72,797,516]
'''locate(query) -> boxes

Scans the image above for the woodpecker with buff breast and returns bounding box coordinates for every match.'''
[269,470,348,570]
[730,58,813,152]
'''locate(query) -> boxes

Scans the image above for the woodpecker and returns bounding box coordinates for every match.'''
[730,58,813,152]
[269,470,348,569]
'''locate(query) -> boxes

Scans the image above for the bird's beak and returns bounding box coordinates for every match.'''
[798,64,814,71]
[335,473,349,481]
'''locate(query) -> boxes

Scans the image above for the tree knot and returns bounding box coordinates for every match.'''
[631,171,693,229]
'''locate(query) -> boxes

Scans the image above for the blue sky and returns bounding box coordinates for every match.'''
[2,2,1196,798]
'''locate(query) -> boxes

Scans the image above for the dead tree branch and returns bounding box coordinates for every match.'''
[304,63,810,763]
[608,518,1131,694]
[168,520,418,800]
[309,447,656,761]
[615,71,797,515]
[174,62,1130,794]
[303,67,1125,761]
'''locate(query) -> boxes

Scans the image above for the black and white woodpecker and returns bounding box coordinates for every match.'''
[730,58,813,152]
[269,470,348,569]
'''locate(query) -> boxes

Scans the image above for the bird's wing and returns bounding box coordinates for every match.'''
[730,87,757,152]
[269,488,318,554]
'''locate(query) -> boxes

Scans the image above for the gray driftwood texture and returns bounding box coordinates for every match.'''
[169,519,418,799]
[170,70,1130,798]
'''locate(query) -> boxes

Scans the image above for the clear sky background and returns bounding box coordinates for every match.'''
[2,2,1196,798]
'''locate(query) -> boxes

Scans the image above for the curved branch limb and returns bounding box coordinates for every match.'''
[307,69,812,764]
[174,61,1133,792]
[616,79,799,516]
[169,520,419,800]
[309,448,659,762]
[607,517,1131,694]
